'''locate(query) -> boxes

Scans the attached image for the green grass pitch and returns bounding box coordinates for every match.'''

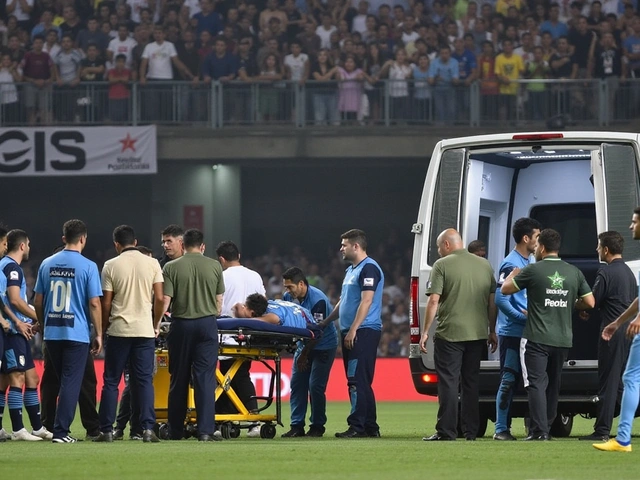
[2,401,640,479]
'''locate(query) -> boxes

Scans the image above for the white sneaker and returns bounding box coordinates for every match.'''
[0,428,11,441]
[213,430,222,439]
[247,426,261,438]
[52,435,78,443]
[32,426,54,440]
[12,428,43,441]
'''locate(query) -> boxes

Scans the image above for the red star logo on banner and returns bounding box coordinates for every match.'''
[119,133,137,153]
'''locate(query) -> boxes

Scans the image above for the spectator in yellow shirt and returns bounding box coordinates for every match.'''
[494,39,524,122]
[495,0,522,17]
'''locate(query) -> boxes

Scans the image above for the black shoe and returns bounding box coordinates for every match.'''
[281,427,306,438]
[335,428,368,438]
[93,432,114,443]
[465,437,476,441]
[143,429,160,443]
[306,427,325,437]
[422,433,455,441]
[493,431,517,441]
[366,430,381,438]
[579,433,609,441]
[198,434,223,442]
[524,433,551,441]
[113,429,124,441]
[85,431,101,442]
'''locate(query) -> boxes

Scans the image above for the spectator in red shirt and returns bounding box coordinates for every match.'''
[107,54,131,122]
[20,34,55,124]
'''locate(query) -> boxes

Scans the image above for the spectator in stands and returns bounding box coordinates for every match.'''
[80,43,106,82]
[59,6,85,42]
[3,34,25,67]
[6,0,33,32]
[549,35,576,117]
[140,26,195,122]
[201,36,238,82]
[412,53,431,123]
[591,31,625,123]
[540,3,569,39]
[262,17,288,49]
[540,31,555,62]
[176,29,203,122]
[310,48,338,125]
[587,1,605,32]
[284,40,309,121]
[108,53,131,122]
[31,8,60,40]
[457,1,478,37]
[257,37,281,68]
[495,38,523,123]
[42,29,60,59]
[0,52,22,124]
[256,53,285,123]
[515,31,534,64]
[524,46,549,121]
[351,1,369,35]
[470,17,491,52]
[379,48,412,122]
[452,37,477,122]
[128,0,154,26]
[79,43,106,121]
[53,33,82,122]
[337,54,364,124]
[362,42,383,123]
[107,23,137,70]
[131,25,150,76]
[77,16,110,54]
[428,45,460,125]
[624,16,640,112]
[195,0,223,36]
[284,0,304,45]
[316,13,337,50]
[259,0,287,33]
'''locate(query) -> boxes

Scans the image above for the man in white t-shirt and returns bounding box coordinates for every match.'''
[139,26,194,121]
[351,1,369,34]
[316,14,337,49]
[183,0,201,18]
[107,24,137,69]
[284,40,309,82]
[215,241,266,438]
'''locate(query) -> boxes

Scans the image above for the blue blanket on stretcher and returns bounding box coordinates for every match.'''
[216,318,321,340]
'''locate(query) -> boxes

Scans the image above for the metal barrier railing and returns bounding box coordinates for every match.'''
[0,78,636,128]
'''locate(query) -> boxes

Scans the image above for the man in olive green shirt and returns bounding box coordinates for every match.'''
[162,229,225,442]
[420,229,498,441]
[502,228,594,441]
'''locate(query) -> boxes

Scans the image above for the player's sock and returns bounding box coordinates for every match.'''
[24,387,42,431]
[0,386,7,429]
[8,386,24,432]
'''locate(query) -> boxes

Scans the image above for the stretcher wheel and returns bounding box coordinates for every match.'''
[158,423,170,440]
[229,425,240,438]
[260,424,276,439]
[220,424,232,439]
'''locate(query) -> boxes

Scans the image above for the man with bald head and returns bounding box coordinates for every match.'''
[420,229,498,441]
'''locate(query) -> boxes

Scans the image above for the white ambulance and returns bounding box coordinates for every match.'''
[409,132,640,437]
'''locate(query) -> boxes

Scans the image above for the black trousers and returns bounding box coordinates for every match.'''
[216,359,258,414]
[41,342,100,435]
[434,337,484,439]
[115,365,142,435]
[167,316,218,438]
[594,324,631,435]
[521,340,568,437]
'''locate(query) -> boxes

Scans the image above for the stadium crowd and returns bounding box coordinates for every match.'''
[2,0,640,124]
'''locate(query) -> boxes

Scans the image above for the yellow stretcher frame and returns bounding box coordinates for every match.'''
[153,345,287,439]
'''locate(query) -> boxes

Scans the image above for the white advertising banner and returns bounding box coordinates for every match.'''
[0,126,157,176]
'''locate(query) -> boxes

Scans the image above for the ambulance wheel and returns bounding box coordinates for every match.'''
[158,423,170,440]
[220,424,232,439]
[550,414,573,438]
[230,425,241,438]
[260,424,276,439]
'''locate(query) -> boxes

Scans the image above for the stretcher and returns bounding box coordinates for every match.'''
[153,318,319,439]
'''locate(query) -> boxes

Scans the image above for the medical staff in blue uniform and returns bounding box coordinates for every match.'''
[324,229,384,439]
[34,219,103,443]
[493,218,541,441]
[282,266,338,438]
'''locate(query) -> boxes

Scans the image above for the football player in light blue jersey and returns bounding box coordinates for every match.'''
[234,293,316,329]
[0,229,52,441]
[493,217,541,441]
[323,229,384,439]
[282,266,338,438]
[34,219,103,443]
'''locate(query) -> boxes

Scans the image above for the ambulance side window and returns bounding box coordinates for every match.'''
[602,144,640,261]
[427,148,467,265]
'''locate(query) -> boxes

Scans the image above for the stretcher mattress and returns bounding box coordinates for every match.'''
[216,318,316,338]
